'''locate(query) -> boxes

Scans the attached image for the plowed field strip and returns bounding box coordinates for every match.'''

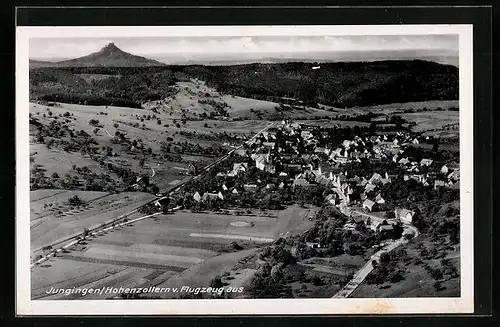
[90,239,135,247]
[143,270,167,281]
[189,233,274,242]
[127,243,217,259]
[31,267,126,299]
[85,247,204,265]
[136,271,178,289]
[41,267,143,300]
[59,255,187,271]
[152,238,240,252]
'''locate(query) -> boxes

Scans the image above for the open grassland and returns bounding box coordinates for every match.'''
[30,189,109,221]
[30,143,109,177]
[30,191,155,253]
[144,80,342,121]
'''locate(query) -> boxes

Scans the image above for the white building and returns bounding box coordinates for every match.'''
[394,208,415,224]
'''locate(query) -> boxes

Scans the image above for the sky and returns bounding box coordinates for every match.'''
[29,35,459,66]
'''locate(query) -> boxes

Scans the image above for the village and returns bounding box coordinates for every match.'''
[174,118,460,245]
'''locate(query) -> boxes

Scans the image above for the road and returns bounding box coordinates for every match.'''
[31,122,274,268]
[332,223,419,298]
[31,212,161,267]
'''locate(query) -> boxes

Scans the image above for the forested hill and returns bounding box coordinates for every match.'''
[197,60,459,108]
[29,60,458,108]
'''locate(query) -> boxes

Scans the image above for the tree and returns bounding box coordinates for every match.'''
[433,281,443,291]
[433,137,440,153]
[82,228,90,239]
[89,119,100,127]
[385,210,395,218]
[312,276,323,286]
[404,233,415,241]
[66,195,84,206]
[380,252,391,265]
[113,123,119,128]
[210,276,225,288]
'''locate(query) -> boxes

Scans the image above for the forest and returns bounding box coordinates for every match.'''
[29,59,459,109]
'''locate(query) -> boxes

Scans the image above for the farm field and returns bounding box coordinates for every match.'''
[31,205,315,300]
[30,189,109,221]
[275,205,317,238]
[30,191,156,253]
[301,119,371,128]
[398,110,459,132]
[357,100,459,112]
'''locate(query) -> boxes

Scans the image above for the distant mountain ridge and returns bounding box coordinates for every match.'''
[29,43,165,68]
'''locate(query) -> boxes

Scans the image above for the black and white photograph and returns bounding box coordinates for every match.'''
[16,24,474,315]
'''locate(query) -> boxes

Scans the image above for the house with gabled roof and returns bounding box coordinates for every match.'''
[202,192,224,202]
[375,193,385,204]
[293,178,313,188]
[441,165,449,174]
[398,157,410,165]
[265,183,276,190]
[314,147,327,154]
[362,199,376,212]
[377,224,395,238]
[243,184,258,192]
[394,208,415,224]
[325,193,337,206]
[448,170,460,181]
[420,158,433,166]
[434,179,446,189]
[368,173,382,184]
[364,183,376,194]
[262,142,275,149]
[234,148,248,157]
[315,174,331,186]
[193,191,202,202]
[233,162,248,173]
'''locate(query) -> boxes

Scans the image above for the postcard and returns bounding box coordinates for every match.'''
[16,24,473,315]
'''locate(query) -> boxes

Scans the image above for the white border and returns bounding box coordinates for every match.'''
[16,24,474,315]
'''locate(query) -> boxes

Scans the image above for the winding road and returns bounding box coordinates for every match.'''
[332,223,419,298]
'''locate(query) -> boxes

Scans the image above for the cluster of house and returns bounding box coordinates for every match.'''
[322,131,424,165]
[189,120,459,241]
